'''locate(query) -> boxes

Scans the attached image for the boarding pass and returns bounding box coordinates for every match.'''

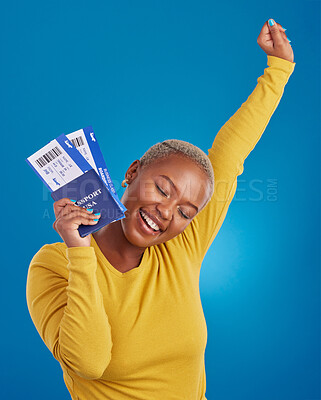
[65,127,125,211]
[26,134,92,191]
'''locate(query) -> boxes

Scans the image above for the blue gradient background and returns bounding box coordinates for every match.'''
[2,1,320,399]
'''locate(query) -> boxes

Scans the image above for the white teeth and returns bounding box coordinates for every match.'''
[140,210,160,231]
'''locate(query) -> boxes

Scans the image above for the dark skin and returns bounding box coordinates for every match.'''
[93,154,211,272]
[53,154,211,273]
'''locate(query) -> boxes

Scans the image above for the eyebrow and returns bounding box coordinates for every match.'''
[159,174,199,213]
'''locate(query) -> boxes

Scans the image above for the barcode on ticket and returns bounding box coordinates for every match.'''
[35,146,62,168]
[70,136,84,148]
[26,136,91,191]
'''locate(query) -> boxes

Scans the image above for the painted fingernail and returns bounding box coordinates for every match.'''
[268,19,275,26]
[287,38,291,43]
[93,219,99,222]
[94,213,101,216]
[70,199,77,202]
[87,208,93,212]
[282,26,287,31]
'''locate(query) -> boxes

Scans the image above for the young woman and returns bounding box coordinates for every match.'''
[26,19,295,400]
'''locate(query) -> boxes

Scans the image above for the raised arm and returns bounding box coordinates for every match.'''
[209,54,295,180]
[172,19,295,260]
[209,18,294,181]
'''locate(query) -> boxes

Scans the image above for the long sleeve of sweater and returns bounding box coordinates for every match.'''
[26,244,113,380]
[175,55,296,260]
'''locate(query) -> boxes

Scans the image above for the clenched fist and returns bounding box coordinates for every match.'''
[257,19,294,63]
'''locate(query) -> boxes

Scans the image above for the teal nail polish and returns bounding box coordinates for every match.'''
[94,219,99,222]
[70,199,77,202]
[268,19,275,26]
[94,213,101,216]
[87,208,93,212]
[287,38,291,43]
[282,26,287,31]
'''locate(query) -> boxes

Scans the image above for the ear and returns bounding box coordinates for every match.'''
[125,160,141,183]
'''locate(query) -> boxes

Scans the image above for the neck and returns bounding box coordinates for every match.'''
[92,220,146,270]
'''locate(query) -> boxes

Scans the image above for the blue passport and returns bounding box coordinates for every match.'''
[51,168,125,238]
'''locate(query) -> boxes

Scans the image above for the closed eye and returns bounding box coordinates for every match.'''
[178,208,190,219]
[156,184,169,198]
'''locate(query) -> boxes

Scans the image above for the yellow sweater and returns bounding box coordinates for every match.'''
[26,55,295,400]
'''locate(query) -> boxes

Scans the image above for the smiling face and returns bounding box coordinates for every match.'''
[120,154,212,248]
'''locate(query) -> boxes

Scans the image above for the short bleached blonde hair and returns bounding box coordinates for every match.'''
[139,139,214,207]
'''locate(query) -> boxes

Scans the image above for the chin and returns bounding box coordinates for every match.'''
[120,214,163,248]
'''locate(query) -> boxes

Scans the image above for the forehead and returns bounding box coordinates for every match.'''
[145,154,204,176]
[141,155,210,205]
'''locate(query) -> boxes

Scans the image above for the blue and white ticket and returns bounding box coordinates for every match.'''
[65,126,125,211]
[26,134,92,191]
[26,127,126,213]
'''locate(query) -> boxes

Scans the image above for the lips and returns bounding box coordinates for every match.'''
[137,211,159,236]
[140,209,165,232]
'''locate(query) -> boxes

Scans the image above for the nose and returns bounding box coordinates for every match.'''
[156,202,174,221]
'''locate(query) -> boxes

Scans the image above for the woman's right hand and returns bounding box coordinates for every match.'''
[257,19,294,63]
[53,198,101,248]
